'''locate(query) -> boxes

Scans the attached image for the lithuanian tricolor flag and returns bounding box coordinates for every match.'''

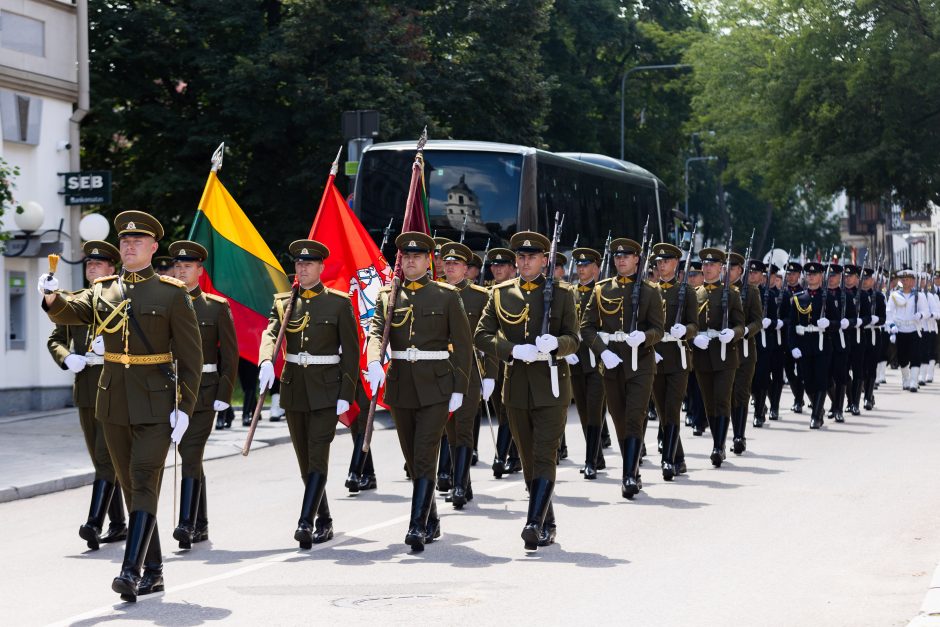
[189,171,289,364]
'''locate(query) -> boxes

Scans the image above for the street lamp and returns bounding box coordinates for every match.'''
[620,63,692,161]
[684,156,718,219]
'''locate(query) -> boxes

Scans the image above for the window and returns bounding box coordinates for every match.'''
[0,11,44,57]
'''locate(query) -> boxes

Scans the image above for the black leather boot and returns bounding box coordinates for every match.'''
[539,501,557,547]
[582,425,601,480]
[661,424,677,481]
[863,377,875,411]
[450,446,473,509]
[222,406,234,428]
[557,433,568,462]
[425,493,441,544]
[101,483,127,544]
[506,440,522,473]
[711,416,729,467]
[472,412,481,466]
[849,377,863,415]
[405,478,435,552]
[492,423,511,478]
[193,477,209,543]
[79,479,115,551]
[358,450,377,491]
[769,379,783,420]
[834,384,847,422]
[621,437,643,499]
[313,493,334,544]
[601,420,612,448]
[522,478,554,550]
[172,477,200,549]
[112,511,156,602]
[137,524,164,596]
[752,390,767,428]
[810,390,825,429]
[215,411,225,430]
[673,429,687,475]
[732,406,747,454]
[295,472,327,550]
[346,433,366,493]
[437,437,453,492]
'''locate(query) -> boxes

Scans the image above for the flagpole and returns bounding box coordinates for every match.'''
[363,128,428,453]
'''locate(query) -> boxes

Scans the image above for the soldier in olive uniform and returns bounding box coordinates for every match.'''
[258,240,360,549]
[167,241,238,549]
[475,231,579,551]
[366,232,472,552]
[47,240,127,551]
[40,211,202,602]
[690,248,746,468]
[566,247,607,479]
[650,243,699,480]
[467,251,486,464]
[439,241,492,508]
[728,254,762,455]
[750,260,782,427]
[581,238,664,498]
[153,255,174,277]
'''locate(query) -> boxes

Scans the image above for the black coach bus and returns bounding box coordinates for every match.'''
[352,140,670,262]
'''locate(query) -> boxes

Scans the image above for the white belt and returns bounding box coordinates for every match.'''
[661,333,687,369]
[202,364,218,373]
[697,330,721,339]
[511,353,552,364]
[660,333,682,343]
[285,352,342,366]
[84,353,104,366]
[895,320,919,332]
[795,325,822,335]
[390,349,450,362]
[598,331,629,343]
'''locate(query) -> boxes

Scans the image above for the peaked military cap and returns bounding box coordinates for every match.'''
[440,241,472,263]
[897,266,915,278]
[82,240,119,264]
[396,232,435,253]
[610,238,641,255]
[555,252,568,267]
[469,253,484,269]
[747,259,766,272]
[289,239,330,261]
[698,248,726,263]
[433,236,453,252]
[728,252,745,267]
[770,264,781,274]
[169,240,208,262]
[863,267,875,277]
[827,263,843,274]
[510,231,550,253]
[487,247,516,265]
[689,260,703,272]
[114,210,164,241]
[844,264,861,276]
[652,243,682,260]
[572,247,601,265]
[153,256,174,272]
[804,261,824,274]
[785,261,803,273]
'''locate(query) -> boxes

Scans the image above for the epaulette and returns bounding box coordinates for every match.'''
[467,283,489,295]
[494,278,517,289]
[596,277,615,287]
[731,285,740,292]
[159,275,187,288]
[93,275,118,284]
[274,291,292,299]
[435,281,458,291]
[326,287,350,299]
[205,293,228,304]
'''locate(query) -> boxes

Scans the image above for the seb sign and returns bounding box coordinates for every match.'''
[59,171,112,206]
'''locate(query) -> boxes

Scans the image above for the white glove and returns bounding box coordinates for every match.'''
[776,319,785,330]
[170,410,189,444]
[482,378,495,401]
[366,361,386,397]
[601,349,622,370]
[213,400,230,412]
[91,335,105,356]
[336,399,350,416]
[693,334,710,350]
[654,352,663,364]
[916,311,925,320]
[870,315,879,325]
[626,330,645,348]
[535,334,559,354]
[791,348,802,359]
[669,323,686,339]
[888,324,898,335]
[448,392,464,413]
[762,317,772,329]
[718,328,735,344]
[64,354,87,373]
[512,344,540,362]
[37,273,59,295]
[817,317,831,330]
[564,354,579,365]
[890,333,897,344]
[855,318,863,328]
[840,318,850,330]
[258,360,275,392]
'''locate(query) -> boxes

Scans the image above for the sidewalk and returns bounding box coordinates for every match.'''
[0,405,392,504]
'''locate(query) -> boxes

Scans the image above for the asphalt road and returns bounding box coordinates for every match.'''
[5,371,939,626]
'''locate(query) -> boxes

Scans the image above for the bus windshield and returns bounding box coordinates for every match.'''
[356,149,523,251]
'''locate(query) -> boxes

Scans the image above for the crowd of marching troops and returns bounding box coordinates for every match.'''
[37,210,940,601]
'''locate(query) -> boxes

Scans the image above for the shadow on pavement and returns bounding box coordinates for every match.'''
[166,546,293,566]
[516,542,629,568]
[69,599,232,627]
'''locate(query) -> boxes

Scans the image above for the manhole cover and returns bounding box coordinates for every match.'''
[333,595,438,609]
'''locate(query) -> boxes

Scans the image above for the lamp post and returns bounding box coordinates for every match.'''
[684,156,718,221]
[620,63,692,161]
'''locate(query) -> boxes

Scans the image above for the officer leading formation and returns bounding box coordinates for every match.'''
[38,214,919,592]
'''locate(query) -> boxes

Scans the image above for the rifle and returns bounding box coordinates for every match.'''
[628,215,651,371]
[478,238,491,286]
[600,230,613,280]
[838,246,848,349]
[853,249,869,343]
[913,264,923,338]
[720,228,734,362]
[740,229,756,303]
[542,211,566,398]
[380,216,394,251]
[672,225,696,371]
[565,234,579,283]
[458,215,468,244]
[761,238,775,347]
[243,278,300,456]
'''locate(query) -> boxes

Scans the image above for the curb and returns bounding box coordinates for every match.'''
[910,560,940,626]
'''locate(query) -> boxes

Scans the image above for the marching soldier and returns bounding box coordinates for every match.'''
[729,254,762,454]
[432,236,452,281]
[168,241,238,549]
[483,248,523,478]
[690,248,745,467]
[685,261,708,437]
[844,264,871,415]
[344,381,378,493]
[787,262,835,429]
[46,240,127,551]
[861,268,885,410]
[886,267,929,391]
[650,243,698,480]
[366,232,472,552]
[922,274,940,384]
[468,251,486,464]
[581,237,664,497]
[475,231,579,550]
[748,260,774,428]
[40,211,202,602]
[439,241,492,508]
[153,255,175,277]
[566,247,607,479]
[780,261,807,413]
[824,263,852,422]
[764,265,787,421]
[258,240,360,549]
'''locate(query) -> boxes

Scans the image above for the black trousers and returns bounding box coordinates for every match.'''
[896,332,921,368]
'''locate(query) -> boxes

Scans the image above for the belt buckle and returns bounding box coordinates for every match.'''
[298,351,312,367]
[406,347,419,363]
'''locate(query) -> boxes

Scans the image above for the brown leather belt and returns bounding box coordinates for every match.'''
[104,351,172,366]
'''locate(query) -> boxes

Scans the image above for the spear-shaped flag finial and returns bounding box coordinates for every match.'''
[417,126,428,152]
[330,145,343,177]
[211,142,225,172]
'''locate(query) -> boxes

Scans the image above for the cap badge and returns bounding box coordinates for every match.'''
[91,248,99,255]
[180,249,187,256]
[408,240,416,247]
[617,245,624,251]
[301,248,309,255]
[523,239,531,247]
[496,254,503,259]
[127,221,136,230]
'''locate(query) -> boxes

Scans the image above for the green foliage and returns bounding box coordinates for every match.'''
[0,156,24,247]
